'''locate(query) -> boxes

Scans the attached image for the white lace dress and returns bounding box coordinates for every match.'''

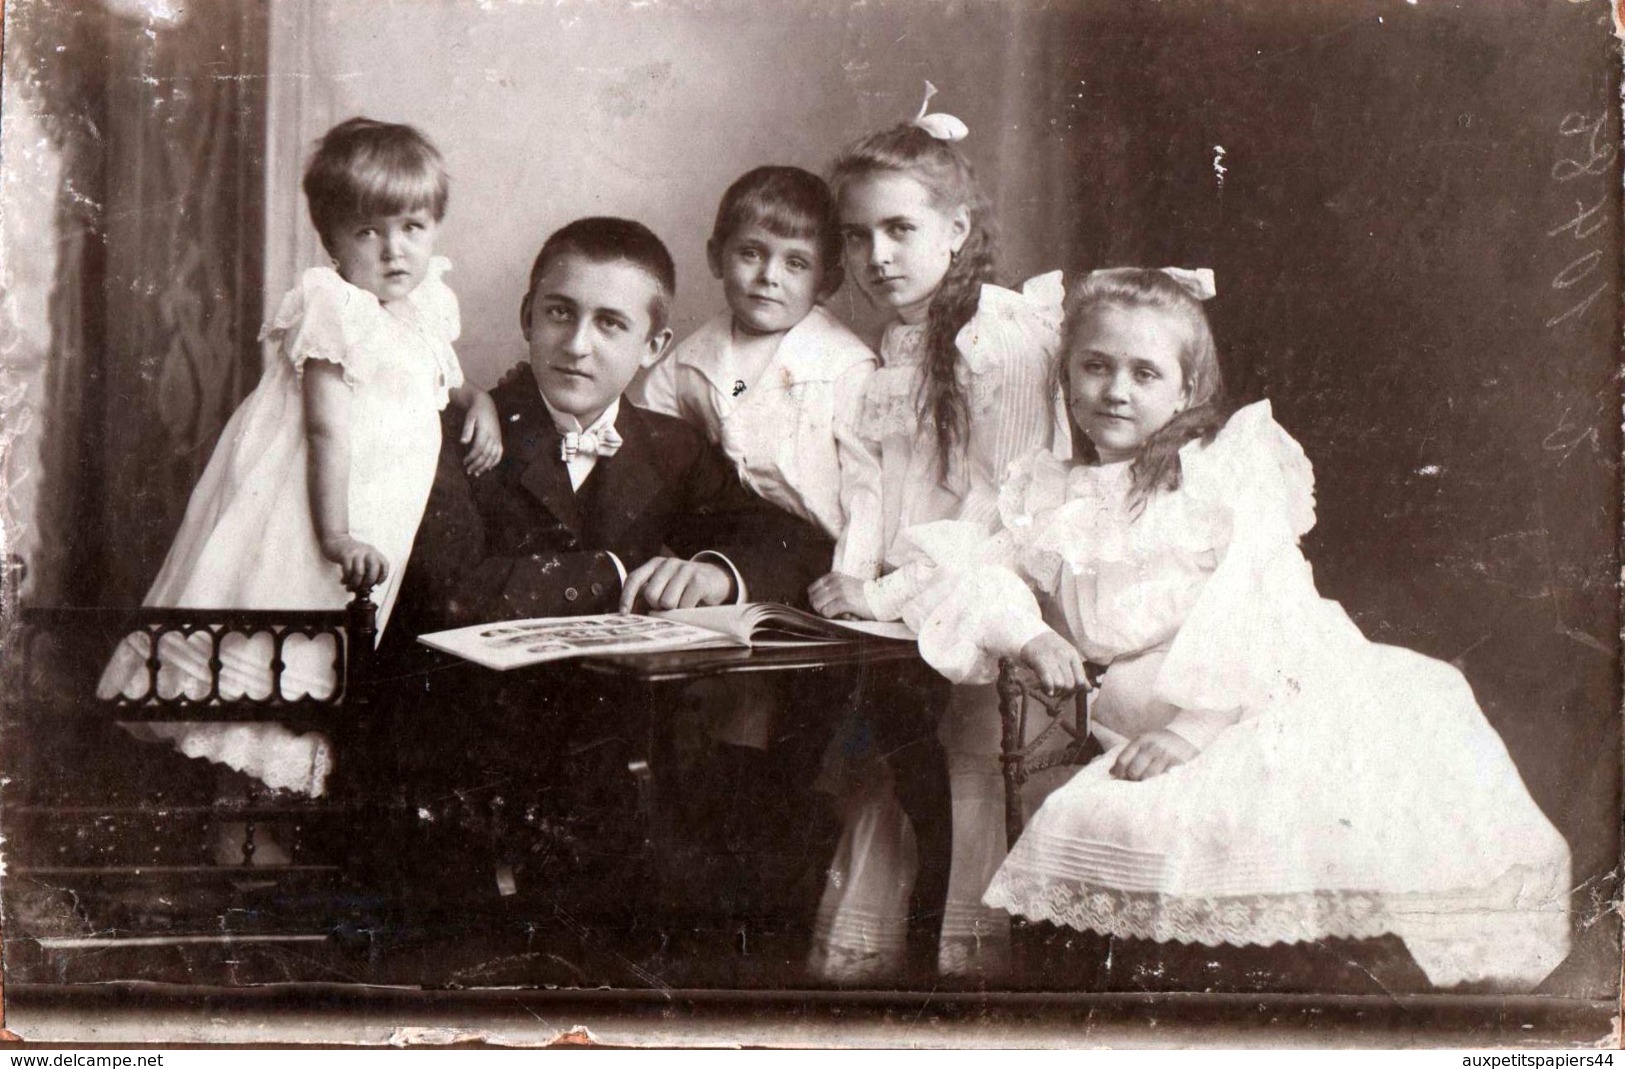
[910,401,1573,990]
[98,260,464,797]
[808,272,1070,983]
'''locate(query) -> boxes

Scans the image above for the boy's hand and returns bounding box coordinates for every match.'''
[808,572,872,619]
[461,392,504,476]
[620,557,734,613]
[1111,729,1198,782]
[320,535,389,592]
[1019,631,1090,694]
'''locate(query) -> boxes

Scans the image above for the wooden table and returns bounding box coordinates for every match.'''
[568,636,924,905]
[577,633,922,683]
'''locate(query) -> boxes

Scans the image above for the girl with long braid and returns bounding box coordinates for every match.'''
[805,85,1068,983]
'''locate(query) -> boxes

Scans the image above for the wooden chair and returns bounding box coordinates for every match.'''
[994,657,1110,985]
[994,656,1105,847]
[0,583,388,979]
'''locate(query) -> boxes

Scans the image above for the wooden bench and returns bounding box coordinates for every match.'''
[0,588,391,981]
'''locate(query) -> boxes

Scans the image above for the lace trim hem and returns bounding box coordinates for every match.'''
[984,866,1571,989]
[984,871,1398,948]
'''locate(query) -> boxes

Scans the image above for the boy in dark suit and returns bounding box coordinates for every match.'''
[381,218,837,913]
[394,216,831,634]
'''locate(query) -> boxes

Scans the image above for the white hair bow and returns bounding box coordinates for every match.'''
[1160,267,1217,301]
[912,81,969,142]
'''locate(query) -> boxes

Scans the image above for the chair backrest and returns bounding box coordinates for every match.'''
[0,588,381,956]
[995,657,1105,847]
[7,593,377,725]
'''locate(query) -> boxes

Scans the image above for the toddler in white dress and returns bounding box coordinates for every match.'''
[99,118,501,802]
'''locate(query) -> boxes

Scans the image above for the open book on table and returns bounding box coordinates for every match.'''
[417,602,916,672]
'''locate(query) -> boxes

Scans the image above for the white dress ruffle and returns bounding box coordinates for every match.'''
[913,401,1573,989]
[844,272,1071,622]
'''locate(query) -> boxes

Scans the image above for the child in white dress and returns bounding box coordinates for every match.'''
[803,85,1069,983]
[99,118,502,802]
[910,267,1573,990]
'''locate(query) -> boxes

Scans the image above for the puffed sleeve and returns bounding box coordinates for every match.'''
[953,271,1067,496]
[1150,401,1342,716]
[904,450,1073,682]
[412,257,462,344]
[263,267,379,388]
[859,480,999,619]
[861,561,923,621]
[830,355,883,579]
[915,545,1051,684]
[409,257,465,406]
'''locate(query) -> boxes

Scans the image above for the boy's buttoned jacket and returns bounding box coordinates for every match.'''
[390,364,834,642]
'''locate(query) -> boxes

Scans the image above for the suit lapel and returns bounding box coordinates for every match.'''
[501,371,584,536]
[585,404,664,550]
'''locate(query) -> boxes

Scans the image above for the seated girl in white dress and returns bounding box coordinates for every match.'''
[907,267,1573,990]
[99,118,501,804]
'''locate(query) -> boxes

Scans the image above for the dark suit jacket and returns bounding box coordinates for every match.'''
[371,368,839,896]
[389,364,834,643]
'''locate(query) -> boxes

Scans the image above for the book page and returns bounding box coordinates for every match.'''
[656,603,917,645]
[653,603,761,644]
[418,613,743,670]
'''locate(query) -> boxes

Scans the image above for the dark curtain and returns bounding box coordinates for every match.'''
[7,0,269,608]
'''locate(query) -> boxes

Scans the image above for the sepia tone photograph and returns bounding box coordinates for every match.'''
[0,0,1619,1049]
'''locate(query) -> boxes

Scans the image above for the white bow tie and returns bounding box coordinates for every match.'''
[559,425,623,462]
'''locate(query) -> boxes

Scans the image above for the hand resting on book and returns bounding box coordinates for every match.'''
[619,556,735,613]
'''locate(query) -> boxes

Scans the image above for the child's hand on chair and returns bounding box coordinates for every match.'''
[1020,630,1091,694]
[321,535,389,592]
[1112,729,1197,782]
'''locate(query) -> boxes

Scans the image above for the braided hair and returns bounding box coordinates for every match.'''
[830,123,997,479]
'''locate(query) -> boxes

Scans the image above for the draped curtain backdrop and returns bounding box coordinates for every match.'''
[1,0,267,607]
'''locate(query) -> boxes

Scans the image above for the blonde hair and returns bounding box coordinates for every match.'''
[303,117,448,251]
[1063,268,1229,506]
[831,123,996,479]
